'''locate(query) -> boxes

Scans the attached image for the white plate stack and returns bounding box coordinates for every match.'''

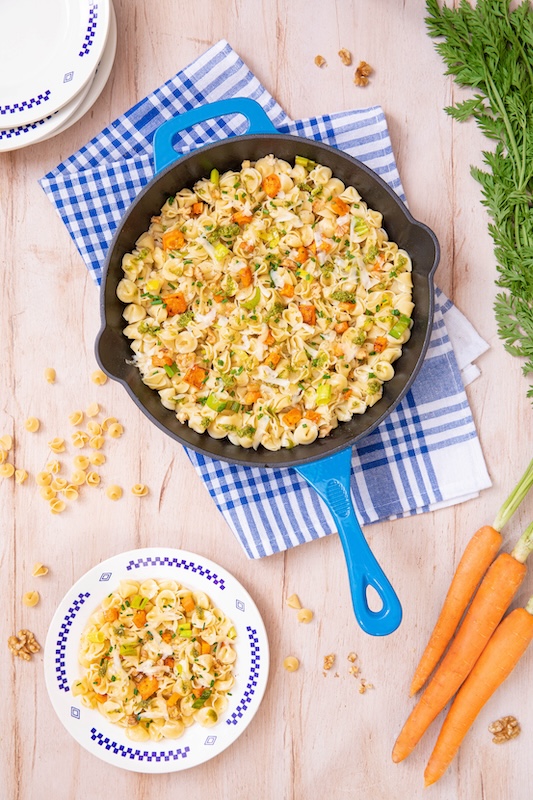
[0,0,117,152]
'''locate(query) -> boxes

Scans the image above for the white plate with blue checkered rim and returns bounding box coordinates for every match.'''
[44,547,270,773]
[0,0,110,127]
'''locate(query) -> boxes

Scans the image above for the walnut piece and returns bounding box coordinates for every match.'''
[358,678,374,694]
[338,48,352,66]
[314,55,326,68]
[354,61,373,87]
[323,654,335,671]
[8,629,41,661]
[488,715,521,744]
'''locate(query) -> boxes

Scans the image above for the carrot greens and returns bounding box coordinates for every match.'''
[426,0,533,398]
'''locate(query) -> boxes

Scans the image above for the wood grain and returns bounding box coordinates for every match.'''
[1,2,532,798]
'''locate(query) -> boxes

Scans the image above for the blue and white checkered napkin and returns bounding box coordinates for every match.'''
[40,39,492,558]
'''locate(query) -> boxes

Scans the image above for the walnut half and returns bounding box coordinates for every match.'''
[354,61,373,87]
[8,629,41,661]
[488,715,521,744]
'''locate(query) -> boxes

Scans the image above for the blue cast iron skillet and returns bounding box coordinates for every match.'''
[96,98,439,637]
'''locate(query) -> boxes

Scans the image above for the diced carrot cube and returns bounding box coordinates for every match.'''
[181,594,195,613]
[152,353,174,367]
[161,630,173,644]
[104,607,119,623]
[373,336,388,353]
[201,641,211,655]
[282,408,302,427]
[244,386,261,404]
[162,229,185,251]
[279,283,295,298]
[264,330,275,346]
[264,351,281,369]
[262,174,281,197]
[164,292,188,315]
[299,305,316,325]
[133,609,147,628]
[137,676,159,700]
[319,239,332,253]
[331,196,349,215]
[233,211,253,225]
[166,692,181,707]
[95,693,108,704]
[334,321,349,334]
[239,266,253,287]
[295,247,309,265]
[184,365,208,389]
[191,202,203,215]
[304,410,321,424]
[164,657,175,668]
[339,302,356,312]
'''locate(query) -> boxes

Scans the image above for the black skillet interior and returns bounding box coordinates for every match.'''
[97,134,439,468]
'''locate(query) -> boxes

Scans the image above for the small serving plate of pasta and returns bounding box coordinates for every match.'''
[44,548,269,772]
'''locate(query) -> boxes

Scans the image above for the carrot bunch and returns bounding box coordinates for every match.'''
[392,457,533,783]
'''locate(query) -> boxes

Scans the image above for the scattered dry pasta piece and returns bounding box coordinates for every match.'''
[63,485,79,501]
[131,484,149,497]
[23,591,40,607]
[338,48,352,66]
[44,368,56,384]
[73,455,89,470]
[24,417,40,433]
[15,469,28,484]
[69,410,84,426]
[91,369,108,385]
[46,460,61,474]
[71,431,89,448]
[36,471,52,487]
[283,656,300,672]
[297,608,314,624]
[0,463,15,478]
[88,434,105,450]
[286,593,302,610]
[87,421,102,436]
[8,629,40,660]
[86,471,101,486]
[40,486,56,500]
[0,449,7,464]
[0,435,13,451]
[106,484,123,501]
[32,563,49,577]
[101,417,117,431]
[49,498,66,514]
[314,54,326,67]
[70,469,87,486]
[86,402,100,418]
[51,477,67,491]
[107,422,124,439]
[89,452,106,466]
[48,437,65,454]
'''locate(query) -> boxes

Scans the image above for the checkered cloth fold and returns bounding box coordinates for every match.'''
[40,39,491,558]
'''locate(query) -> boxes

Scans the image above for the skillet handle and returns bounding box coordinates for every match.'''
[153,98,278,174]
[295,448,402,636]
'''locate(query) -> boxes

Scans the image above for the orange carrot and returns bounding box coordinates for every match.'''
[262,174,281,197]
[330,196,349,215]
[425,592,533,786]
[162,229,185,251]
[181,594,195,614]
[281,408,302,427]
[164,292,188,315]
[410,457,533,696]
[233,211,253,225]
[392,525,533,764]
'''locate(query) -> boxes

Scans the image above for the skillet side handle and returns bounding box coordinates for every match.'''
[295,448,402,636]
[152,98,279,174]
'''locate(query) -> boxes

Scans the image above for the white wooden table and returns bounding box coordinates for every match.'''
[1,2,532,798]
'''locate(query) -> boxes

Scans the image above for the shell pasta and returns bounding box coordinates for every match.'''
[117,155,414,450]
[72,579,237,741]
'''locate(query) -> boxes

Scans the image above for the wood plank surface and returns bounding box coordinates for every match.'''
[1,2,532,798]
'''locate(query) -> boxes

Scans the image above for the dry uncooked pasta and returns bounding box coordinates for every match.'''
[44,368,56,384]
[24,417,40,433]
[91,369,108,385]
[117,155,414,451]
[69,411,84,426]
[48,438,65,454]
[15,469,28,484]
[131,484,149,496]
[72,578,237,741]
[106,485,123,501]
[0,463,15,478]
[86,403,100,418]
